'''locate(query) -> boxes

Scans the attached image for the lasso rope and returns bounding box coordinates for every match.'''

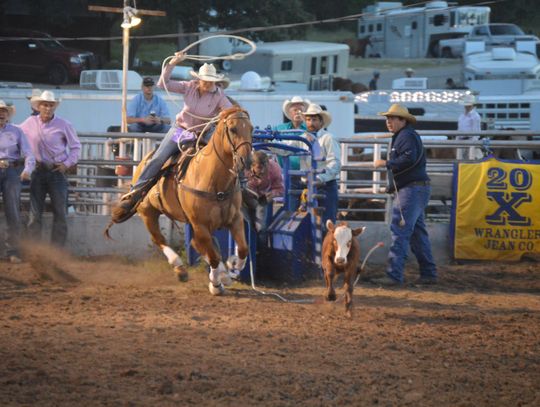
[158,34,257,154]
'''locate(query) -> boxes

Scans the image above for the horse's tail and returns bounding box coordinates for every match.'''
[104,221,115,240]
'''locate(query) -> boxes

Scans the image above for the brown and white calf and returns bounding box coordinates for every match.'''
[322,220,366,317]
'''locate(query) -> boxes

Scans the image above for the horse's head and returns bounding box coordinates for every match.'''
[217,107,253,173]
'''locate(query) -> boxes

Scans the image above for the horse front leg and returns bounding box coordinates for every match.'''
[226,213,249,279]
[138,199,188,282]
[190,225,229,295]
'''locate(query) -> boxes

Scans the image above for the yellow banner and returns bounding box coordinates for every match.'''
[453,158,540,260]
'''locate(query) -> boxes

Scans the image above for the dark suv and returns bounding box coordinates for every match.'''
[0,29,98,85]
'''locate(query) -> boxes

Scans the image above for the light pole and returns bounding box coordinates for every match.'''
[120,2,141,132]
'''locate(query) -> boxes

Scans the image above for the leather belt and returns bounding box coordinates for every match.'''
[36,161,56,171]
[406,180,430,187]
[0,159,23,169]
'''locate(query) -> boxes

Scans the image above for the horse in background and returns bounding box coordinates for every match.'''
[107,107,253,295]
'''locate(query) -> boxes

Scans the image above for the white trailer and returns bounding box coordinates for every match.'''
[358,1,490,58]
[228,41,349,90]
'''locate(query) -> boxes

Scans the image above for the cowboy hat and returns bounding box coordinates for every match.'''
[302,103,332,128]
[30,90,60,111]
[190,63,226,82]
[0,100,16,117]
[282,96,311,120]
[378,103,417,124]
[460,94,476,106]
[26,88,42,100]
[405,67,415,73]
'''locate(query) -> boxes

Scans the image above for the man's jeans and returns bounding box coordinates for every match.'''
[387,184,437,283]
[128,122,170,134]
[29,168,69,246]
[0,167,23,256]
[319,179,338,228]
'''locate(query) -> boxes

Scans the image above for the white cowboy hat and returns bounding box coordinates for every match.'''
[282,96,311,120]
[30,90,60,111]
[460,94,476,106]
[0,100,16,117]
[190,63,226,82]
[26,88,42,100]
[405,67,415,73]
[302,103,332,128]
[378,103,417,124]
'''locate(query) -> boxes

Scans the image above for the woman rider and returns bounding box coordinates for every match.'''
[113,52,232,219]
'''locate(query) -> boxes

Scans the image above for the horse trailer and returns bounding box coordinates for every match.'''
[228,41,350,90]
[358,1,490,58]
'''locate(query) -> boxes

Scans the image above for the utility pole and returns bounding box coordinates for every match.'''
[88,2,166,132]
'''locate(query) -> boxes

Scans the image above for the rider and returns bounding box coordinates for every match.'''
[112,52,233,220]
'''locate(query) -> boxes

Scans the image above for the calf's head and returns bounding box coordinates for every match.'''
[326,220,366,266]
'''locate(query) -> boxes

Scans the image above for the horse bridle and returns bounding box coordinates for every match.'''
[223,111,253,174]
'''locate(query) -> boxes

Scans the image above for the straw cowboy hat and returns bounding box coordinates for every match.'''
[282,96,311,120]
[26,88,42,100]
[30,90,60,111]
[303,103,332,128]
[378,103,417,124]
[190,63,226,82]
[460,94,476,106]
[0,100,16,117]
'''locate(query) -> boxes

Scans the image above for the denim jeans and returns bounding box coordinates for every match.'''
[0,167,23,256]
[132,126,179,190]
[319,179,338,228]
[29,167,69,246]
[387,184,437,283]
[128,122,170,134]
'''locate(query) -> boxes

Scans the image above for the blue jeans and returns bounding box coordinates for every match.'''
[319,179,338,228]
[128,122,170,134]
[132,126,179,190]
[29,167,69,246]
[0,167,23,256]
[387,184,437,283]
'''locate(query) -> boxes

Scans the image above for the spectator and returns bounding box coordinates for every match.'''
[457,94,482,160]
[26,88,42,116]
[445,78,458,89]
[127,77,171,133]
[274,96,310,211]
[243,151,284,234]
[301,103,341,227]
[19,91,81,247]
[0,100,35,263]
[113,54,232,220]
[373,104,437,286]
[369,71,380,90]
[405,67,415,78]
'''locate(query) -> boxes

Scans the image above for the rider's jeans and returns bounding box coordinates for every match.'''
[387,184,437,283]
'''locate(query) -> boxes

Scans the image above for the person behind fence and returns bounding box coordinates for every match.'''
[274,96,310,210]
[127,77,171,134]
[19,91,80,247]
[300,103,341,227]
[243,151,284,235]
[112,53,233,219]
[372,104,437,286]
[457,94,482,160]
[0,101,35,263]
[405,67,415,78]
[369,71,380,91]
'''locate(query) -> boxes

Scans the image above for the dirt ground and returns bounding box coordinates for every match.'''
[1,245,539,406]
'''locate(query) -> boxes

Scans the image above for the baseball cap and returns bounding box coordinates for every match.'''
[143,77,155,86]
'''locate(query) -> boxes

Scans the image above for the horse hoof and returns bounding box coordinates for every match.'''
[174,266,189,282]
[208,282,225,296]
[219,271,233,287]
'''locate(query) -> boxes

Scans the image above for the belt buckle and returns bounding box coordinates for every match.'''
[0,160,9,169]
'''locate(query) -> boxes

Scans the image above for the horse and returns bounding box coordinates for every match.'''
[106,106,253,295]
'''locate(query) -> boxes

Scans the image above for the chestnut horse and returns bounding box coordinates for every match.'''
[110,107,253,295]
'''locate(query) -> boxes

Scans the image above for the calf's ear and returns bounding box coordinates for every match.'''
[352,226,366,236]
[326,219,335,232]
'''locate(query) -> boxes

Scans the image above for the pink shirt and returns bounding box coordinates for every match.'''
[246,159,284,198]
[19,115,81,168]
[0,124,35,174]
[157,64,232,131]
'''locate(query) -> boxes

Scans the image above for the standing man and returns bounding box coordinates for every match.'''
[457,94,482,160]
[369,71,380,91]
[127,77,171,133]
[405,67,415,78]
[373,104,437,286]
[20,91,81,246]
[301,103,341,227]
[0,101,34,263]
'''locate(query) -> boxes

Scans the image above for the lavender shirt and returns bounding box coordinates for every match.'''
[0,124,35,174]
[19,115,81,168]
[157,64,232,132]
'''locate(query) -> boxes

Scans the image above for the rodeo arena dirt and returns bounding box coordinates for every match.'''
[0,242,538,406]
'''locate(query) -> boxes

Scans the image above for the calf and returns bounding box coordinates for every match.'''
[322,220,366,317]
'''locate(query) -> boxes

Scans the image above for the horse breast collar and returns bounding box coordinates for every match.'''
[178,180,239,202]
